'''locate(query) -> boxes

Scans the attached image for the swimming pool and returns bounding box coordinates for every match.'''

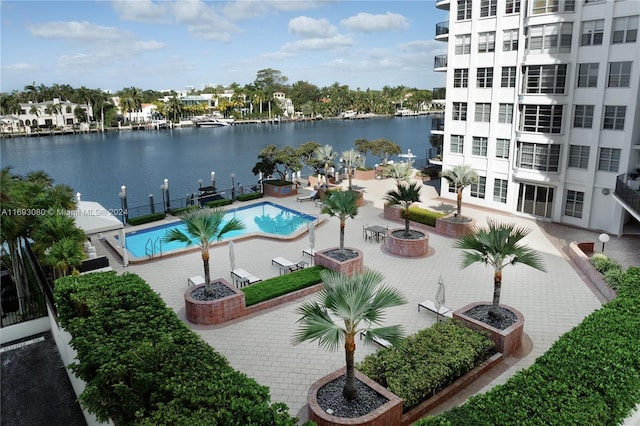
[119,201,315,258]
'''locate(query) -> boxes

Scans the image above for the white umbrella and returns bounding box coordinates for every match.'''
[308,222,316,265]
[434,275,446,311]
[229,241,236,271]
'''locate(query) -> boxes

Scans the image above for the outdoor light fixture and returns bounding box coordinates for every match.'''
[164,178,170,210]
[599,233,610,253]
[198,178,203,188]
[118,185,128,222]
[160,184,166,212]
[211,171,216,190]
[231,173,236,202]
[149,193,155,214]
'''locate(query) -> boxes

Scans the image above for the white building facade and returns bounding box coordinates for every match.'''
[435,0,640,235]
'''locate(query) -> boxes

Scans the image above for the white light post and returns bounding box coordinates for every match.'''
[149,193,155,214]
[599,233,610,253]
[211,171,216,191]
[164,178,170,210]
[231,173,236,202]
[118,185,128,223]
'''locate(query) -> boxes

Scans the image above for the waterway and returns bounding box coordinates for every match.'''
[1,116,434,212]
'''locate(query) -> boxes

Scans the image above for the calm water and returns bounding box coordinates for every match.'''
[1,116,433,211]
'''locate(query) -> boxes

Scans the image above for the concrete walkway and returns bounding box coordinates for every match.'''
[97,175,638,422]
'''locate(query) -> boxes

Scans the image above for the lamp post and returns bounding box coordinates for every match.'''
[149,193,155,214]
[599,233,610,253]
[231,173,236,202]
[198,178,202,189]
[160,184,166,213]
[211,171,216,191]
[164,178,170,211]
[118,185,128,223]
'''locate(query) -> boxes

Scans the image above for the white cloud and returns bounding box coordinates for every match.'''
[2,63,39,72]
[289,16,337,38]
[223,0,325,21]
[111,0,168,22]
[170,1,239,41]
[280,34,352,52]
[340,12,409,33]
[27,21,124,41]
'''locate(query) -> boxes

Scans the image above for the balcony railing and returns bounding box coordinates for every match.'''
[431,117,444,131]
[436,0,451,10]
[432,87,446,100]
[615,174,640,217]
[435,21,449,37]
[434,54,448,70]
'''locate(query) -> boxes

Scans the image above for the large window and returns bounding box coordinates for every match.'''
[516,142,561,171]
[607,61,632,88]
[457,0,473,20]
[531,0,575,14]
[573,105,594,128]
[455,34,472,54]
[472,137,488,156]
[520,105,563,133]
[522,64,567,94]
[603,106,626,130]
[564,190,584,218]
[478,32,496,53]
[496,138,510,159]
[452,102,468,121]
[612,15,638,44]
[450,135,464,153]
[568,145,590,169]
[477,67,494,88]
[577,63,599,88]
[598,148,621,172]
[480,0,497,17]
[470,176,486,199]
[498,103,514,123]
[505,0,520,14]
[581,20,604,46]
[503,29,519,51]
[517,184,554,218]
[526,23,573,54]
[474,103,491,122]
[493,179,508,203]
[501,66,517,88]
[454,68,469,88]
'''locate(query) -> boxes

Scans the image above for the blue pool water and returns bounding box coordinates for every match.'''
[121,201,314,258]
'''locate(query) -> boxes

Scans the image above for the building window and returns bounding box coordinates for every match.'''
[480,0,497,17]
[598,147,621,172]
[454,68,469,88]
[603,106,626,130]
[612,16,638,44]
[452,102,468,121]
[496,138,510,159]
[503,29,519,51]
[494,179,508,203]
[450,135,464,153]
[522,64,567,94]
[498,103,514,123]
[478,32,496,52]
[564,190,584,218]
[568,145,590,169]
[573,105,594,128]
[526,23,573,54]
[532,0,575,14]
[474,103,491,122]
[607,61,632,88]
[457,0,473,20]
[520,105,563,133]
[476,67,494,88]
[577,63,599,88]
[455,34,472,54]
[581,20,604,46]
[501,66,517,87]
[516,142,561,172]
[470,176,486,199]
[505,0,520,14]
[472,137,488,156]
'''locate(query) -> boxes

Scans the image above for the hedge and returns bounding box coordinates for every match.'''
[54,272,300,426]
[127,212,166,226]
[358,321,494,411]
[237,192,263,202]
[204,198,233,208]
[242,265,325,306]
[169,205,200,216]
[403,206,447,227]
[417,266,640,425]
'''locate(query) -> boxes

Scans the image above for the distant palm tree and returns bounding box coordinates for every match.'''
[441,165,478,219]
[162,208,245,295]
[340,149,362,191]
[453,219,546,318]
[321,190,359,254]
[29,105,40,128]
[292,269,407,400]
[384,181,422,237]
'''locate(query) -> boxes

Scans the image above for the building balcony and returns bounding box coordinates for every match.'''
[434,54,448,72]
[431,116,444,134]
[432,87,446,101]
[614,173,640,220]
[436,0,450,10]
[435,21,449,40]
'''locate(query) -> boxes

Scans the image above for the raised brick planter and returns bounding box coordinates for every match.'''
[435,214,476,238]
[314,248,364,276]
[263,181,298,198]
[184,279,245,325]
[384,228,430,257]
[568,241,617,301]
[353,169,375,180]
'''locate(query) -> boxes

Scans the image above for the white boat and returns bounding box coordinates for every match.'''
[341,110,358,119]
[192,114,233,127]
[395,108,419,117]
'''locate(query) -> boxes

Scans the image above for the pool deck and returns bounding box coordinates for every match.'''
[93,175,639,423]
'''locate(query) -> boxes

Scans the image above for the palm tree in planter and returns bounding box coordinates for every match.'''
[453,219,546,319]
[383,180,422,237]
[163,208,245,296]
[321,190,359,254]
[293,269,407,400]
[441,164,478,220]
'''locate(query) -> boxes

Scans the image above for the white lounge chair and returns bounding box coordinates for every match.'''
[231,268,261,288]
[296,190,318,202]
[271,257,306,275]
[418,299,453,322]
[359,330,392,348]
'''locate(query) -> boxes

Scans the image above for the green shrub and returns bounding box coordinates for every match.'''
[127,212,166,226]
[237,192,263,202]
[242,266,325,306]
[169,205,200,216]
[603,268,625,289]
[54,272,299,425]
[403,206,447,227]
[205,198,233,208]
[358,321,494,411]
[264,179,294,186]
[619,266,640,296]
[590,253,620,274]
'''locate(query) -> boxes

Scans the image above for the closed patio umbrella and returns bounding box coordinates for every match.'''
[434,275,446,311]
[229,241,236,271]
[308,222,316,265]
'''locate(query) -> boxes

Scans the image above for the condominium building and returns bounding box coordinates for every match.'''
[434,0,640,235]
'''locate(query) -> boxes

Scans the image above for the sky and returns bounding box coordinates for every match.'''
[0,0,448,93]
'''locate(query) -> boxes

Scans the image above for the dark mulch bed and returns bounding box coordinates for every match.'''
[443,215,473,223]
[324,249,359,262]
[317,375,388,418]
[190,282,235,301]
[465,305,517,330]
[390,229,425,239]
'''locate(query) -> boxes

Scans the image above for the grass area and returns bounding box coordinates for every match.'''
[241,266,325,306]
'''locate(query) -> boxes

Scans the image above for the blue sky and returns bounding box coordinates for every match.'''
[1,1,448,93]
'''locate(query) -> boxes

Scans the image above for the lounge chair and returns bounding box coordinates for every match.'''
[296,190,318,202]
[231,268,261,288]
[418,299,453,322]
[359,330,392,348]
[271,257,306,275]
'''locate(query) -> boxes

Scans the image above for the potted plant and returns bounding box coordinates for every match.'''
[294,269,407,425]
[452,219,546,356]
[353,138,376,180]
[252,144,301,197]
[437,164,478,237]
[383,179,430,257]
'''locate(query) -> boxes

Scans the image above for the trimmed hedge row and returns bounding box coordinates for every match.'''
[127,212,166,226]
[204,198,233,208]
[417,267,640,425]
[169,205,200,216]
[404,206,447,227]
[237,192,264,201]
[358,321,494,411]
[242,265,325,306]
[54,272,299,426]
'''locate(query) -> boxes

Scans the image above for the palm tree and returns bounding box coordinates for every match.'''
[453,219,546,318]
[441,165,478,219]
[32,214,85,257]
[162,208,245,295]
[315,144,337,183]
[383,181,422,237]
[292,269,407,400]
[321,190,359,254]
[29,105,40,128]
[340,149,362,191]
[44,237,85,279]
[383,162,413,185]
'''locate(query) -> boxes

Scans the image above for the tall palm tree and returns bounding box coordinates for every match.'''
[383,181,422,236]
[44,237,85,279]
[315,144,337,182]
[441,165,478,219]
[453,219,546,318]
[32,214,85,257]
[321,190,359,254]
[162,208,245,295]
[340,149,362,191]
[383,162,413,185]
[29,105,40,128]
[292,269,407,400]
